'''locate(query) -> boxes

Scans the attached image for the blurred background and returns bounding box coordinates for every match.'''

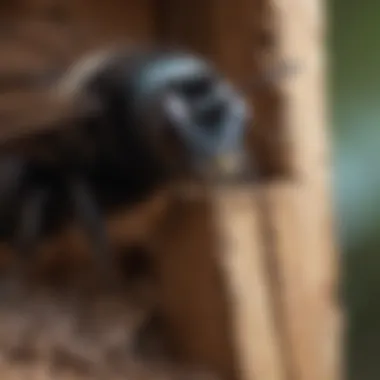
[331,1,380,379]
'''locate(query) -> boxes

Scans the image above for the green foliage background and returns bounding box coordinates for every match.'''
[331,1,380,378]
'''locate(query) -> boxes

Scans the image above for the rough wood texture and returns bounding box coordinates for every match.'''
[152,188,285,380]
[212,187,286,380]
[155,2,289,380]
[156,5,282,378]
[157,1,339,380]
[270,0,341,379]
[264,183,341,380]
[152,196,237,379]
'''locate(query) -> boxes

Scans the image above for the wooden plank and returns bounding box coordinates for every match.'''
[212,186,286,380]
[156,1,289,379]
[262,183,342,380]
[151,187,286,380]
[156,2,340,377]
[267,0,341,379]
[151,195,237,380]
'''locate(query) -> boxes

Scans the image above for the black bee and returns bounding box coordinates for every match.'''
[0,46,251,271]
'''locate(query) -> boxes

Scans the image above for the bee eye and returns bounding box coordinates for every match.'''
[175,76,213,100]
[195,99,226,133]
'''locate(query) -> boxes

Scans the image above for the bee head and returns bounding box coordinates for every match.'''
[131,51,252,182]
[66,48,252,184]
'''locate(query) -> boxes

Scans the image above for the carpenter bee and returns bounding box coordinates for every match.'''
[0,46,251,272]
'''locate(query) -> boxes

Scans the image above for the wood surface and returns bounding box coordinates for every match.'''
[156,1,340,380]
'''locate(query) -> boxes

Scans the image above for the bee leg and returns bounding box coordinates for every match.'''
[67,178,113,275]
[0,187,49,297]
[0,156,24,210]
[14,187,48,260]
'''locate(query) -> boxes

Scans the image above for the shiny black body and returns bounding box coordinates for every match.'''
[0,47,249,262]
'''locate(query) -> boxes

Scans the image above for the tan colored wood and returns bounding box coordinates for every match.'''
[152,194,237,380]
[153,187,286,380]
[158,1,338,380]
[261,183,340,380]
[212,186,286,380]
[156,2,285,380]
[268,0,340,379]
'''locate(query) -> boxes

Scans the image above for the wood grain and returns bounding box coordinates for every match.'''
[151,194,237,380]
[151,187,283,380]
[212,186,285,380]
[156,1,339,380]
[271,0,341,379]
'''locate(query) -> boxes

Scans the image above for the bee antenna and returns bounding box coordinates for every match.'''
[67,177,113,274]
